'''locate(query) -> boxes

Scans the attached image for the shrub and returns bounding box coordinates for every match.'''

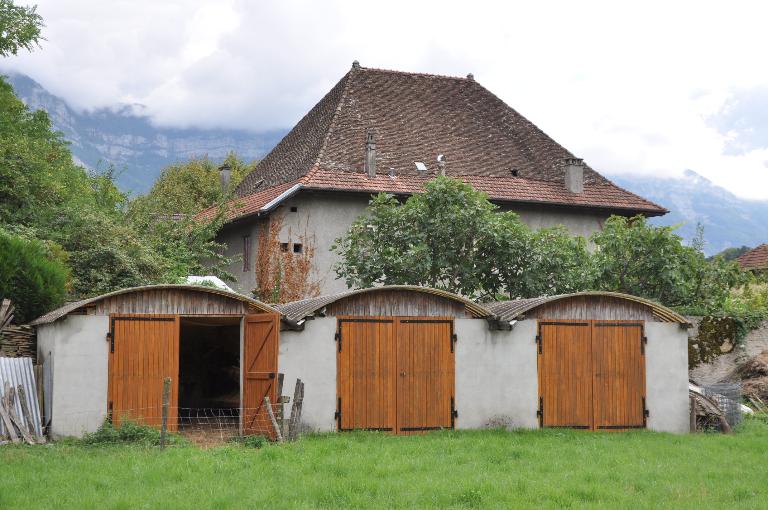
[0,229,69,323]
[228,434,268,448]
[81,419,185,446]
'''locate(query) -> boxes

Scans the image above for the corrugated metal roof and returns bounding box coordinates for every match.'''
[30,285,280,326]
[0,357,42,438]
[485,291,691,325]
[277,285,493,323]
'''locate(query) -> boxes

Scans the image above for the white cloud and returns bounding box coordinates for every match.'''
[4,0,768,198]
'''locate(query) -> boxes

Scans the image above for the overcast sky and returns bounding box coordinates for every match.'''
[4,1,768,199]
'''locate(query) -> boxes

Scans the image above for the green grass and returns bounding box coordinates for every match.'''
[2,420,767,509]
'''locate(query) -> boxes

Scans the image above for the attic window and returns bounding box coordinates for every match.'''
[290,206,298,213]
[414,162,427,172]
[293,243,303,254]
[280,242,289,252]
[511,169,519,177]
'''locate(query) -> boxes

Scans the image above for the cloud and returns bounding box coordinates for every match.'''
[3,0,768,198]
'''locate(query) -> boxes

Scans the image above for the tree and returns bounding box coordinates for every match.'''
[0,228,69,323]
[590,216,745,309]
[0,0,43,57]
[332,176,590,299]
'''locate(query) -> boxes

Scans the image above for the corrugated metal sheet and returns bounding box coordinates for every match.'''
[485,291,691,325]
[277,285,493,323]
[30,284,280,326]
[0,357,42,438]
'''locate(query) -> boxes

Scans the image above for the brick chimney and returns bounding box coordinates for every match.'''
[563,158,584,193]
[365,128,377,178]
[218,163,232,192]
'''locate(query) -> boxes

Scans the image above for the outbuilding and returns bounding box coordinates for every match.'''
[277,287,691,434]
[32,285,281,438]
[33,285,691,438]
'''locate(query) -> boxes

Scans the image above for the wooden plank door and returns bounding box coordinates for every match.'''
[336,317,396,431]
[395,318,455,434]
[242,314,280,437]
[592,322,646,430]
[537,321,593,429]
[108,315,179,431]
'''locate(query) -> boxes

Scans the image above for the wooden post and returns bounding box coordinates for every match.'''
[17,385,41,442]
[160,377,171,449]
[288,379,304,440]
[264,396,283,442]
[689,396,696,433]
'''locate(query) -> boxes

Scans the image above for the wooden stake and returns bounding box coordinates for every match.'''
[160,377,171,449]
[0,383,19,444]
[264,396,283,442]
[6,386,34,444]
[288,379,304,440]
[17,385,40,442]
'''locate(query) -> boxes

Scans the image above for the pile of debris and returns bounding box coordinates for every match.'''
[735,350,768,404]
[0,380,45,445]
[0,299,37,361]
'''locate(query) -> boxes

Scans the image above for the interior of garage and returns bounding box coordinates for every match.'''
[178,317,241,428]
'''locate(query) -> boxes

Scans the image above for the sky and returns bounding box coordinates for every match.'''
[4,0,768,199]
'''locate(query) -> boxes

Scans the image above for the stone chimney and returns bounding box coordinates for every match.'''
[219,163,232,192]
[437,154,447,176]
[365,128,377,178]
[563,157,584,193]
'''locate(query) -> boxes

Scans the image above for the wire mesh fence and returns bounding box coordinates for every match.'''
[702,382,742,428]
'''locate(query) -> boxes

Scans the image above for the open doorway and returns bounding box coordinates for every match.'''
[178,316,241,437]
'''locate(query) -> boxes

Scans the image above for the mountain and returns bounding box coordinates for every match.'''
[610,170,768,256]
[5,73,286,193]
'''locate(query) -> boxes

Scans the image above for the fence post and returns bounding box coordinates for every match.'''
[264,396,283,443]
[160,377,171,449]
[689,395,696,433]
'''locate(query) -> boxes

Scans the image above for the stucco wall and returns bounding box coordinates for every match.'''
[37,315,109,438]
[645,322,690,433]
[455,319,539,429]
[218,191,610,296]
[278,318,337,432]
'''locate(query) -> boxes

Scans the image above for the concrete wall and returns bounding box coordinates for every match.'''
[455,319,539,429]
[217,191,611,296]
[278,318,337,432]
[37,316,109,438]
[645,322,690,433]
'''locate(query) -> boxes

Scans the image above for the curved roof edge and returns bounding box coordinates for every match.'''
[30,285,279,326]
[276,285,493,323]
[485,291,691,325]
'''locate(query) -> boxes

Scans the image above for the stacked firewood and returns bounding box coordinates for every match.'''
[0,300,36,362]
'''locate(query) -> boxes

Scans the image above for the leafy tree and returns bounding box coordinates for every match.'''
[0,0,43,57]
[710,245,751,262]
[0,228,69,323]
[590,216,745,309]
[332,177,590,299]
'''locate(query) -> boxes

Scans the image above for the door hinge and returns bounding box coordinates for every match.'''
[451,333,457,353]
[106,331,114,353]
[643,397,649,426]
[451,397,458,428]
[537,397,544,427]
[335,397,342,429]
[536,335,542,354]
[107,401,113,423]
[335,331,342,352]
[641,336,648,354]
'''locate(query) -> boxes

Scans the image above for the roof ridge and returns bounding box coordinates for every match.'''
[358,65,472,81]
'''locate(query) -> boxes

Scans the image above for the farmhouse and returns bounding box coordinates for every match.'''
[200,62,667,295]
[33,284,690,437]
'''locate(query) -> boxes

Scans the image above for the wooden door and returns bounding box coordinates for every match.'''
[336,318,396,431]
[242,314,280,437]
[108,315,180,431]
[592,322,646,430]
[537,321,593,429]
[396,319,455,434]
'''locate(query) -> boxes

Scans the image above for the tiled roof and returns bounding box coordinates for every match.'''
[224,64,667,221]
[736,244,768,270]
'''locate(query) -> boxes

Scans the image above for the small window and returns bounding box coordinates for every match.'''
[290,206,298,213]
[242,236,251,272]
[280,242,289,252]
[293,243,303,254]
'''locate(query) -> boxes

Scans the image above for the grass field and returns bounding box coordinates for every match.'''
[2,420,767,509]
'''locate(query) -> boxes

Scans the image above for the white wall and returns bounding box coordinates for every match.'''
[37,315,109,438]
[455,319,539,429]
[278,318,337,432]
[645,322,690,433]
